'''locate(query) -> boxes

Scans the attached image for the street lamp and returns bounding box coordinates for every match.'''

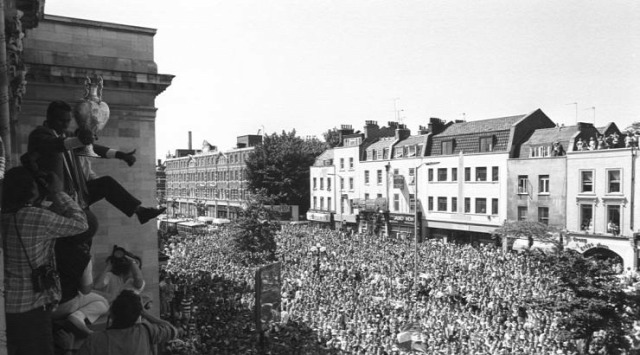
[309,243,326,278]
[414,161,440,285]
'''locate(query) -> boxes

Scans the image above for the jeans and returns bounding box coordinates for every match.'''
[6,306,54,355]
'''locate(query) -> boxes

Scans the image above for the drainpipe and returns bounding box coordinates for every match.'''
[0,0,11,353]
[631,146,636,231]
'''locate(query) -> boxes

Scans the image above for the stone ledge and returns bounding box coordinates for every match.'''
[26,64,174,95]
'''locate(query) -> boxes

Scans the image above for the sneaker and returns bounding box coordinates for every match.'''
[136,206,167,225]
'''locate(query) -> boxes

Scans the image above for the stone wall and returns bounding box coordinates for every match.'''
[14,14,173,312]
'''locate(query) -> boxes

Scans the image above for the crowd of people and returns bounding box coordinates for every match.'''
[161,223,635,354]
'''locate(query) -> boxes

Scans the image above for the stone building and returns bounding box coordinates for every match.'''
[0,7,173,347]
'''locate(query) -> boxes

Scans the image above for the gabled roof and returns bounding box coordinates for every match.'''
[313,149,334,167]
[525,125,579,146]
[394,134,429,147]
[366,137,395,151]
[436,114,525,137]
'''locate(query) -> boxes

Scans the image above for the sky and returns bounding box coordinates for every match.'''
[46,0,640,160]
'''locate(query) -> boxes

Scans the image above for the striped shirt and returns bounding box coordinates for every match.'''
[2,192,88,313]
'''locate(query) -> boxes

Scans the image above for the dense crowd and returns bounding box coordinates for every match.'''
[162,225,631,355]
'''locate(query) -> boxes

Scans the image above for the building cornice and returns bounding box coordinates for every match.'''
[26,64,174,95]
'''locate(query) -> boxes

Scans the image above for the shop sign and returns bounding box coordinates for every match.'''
[307,212,331,222]
[390,214,415,223]
[578,242,609,252]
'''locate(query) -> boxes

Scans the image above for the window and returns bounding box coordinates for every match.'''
[442,140,454,155]
[349,177,354,190]
[607,205,621,234]
[428,169,433,182]
[394,194,400,211]
[377,170,383,184]
[395,148,403,158]
[313,178,317,190]
[409,194,416,213]
[428,196,434,211]
[349,157,354,169]
[393,169,399,175]
[409,168,415,185]
[517,206,527,221]
[408,145,416,157]
[417,144,424,156]
[340,177,344,190]
[580,204,593,231]
[464,198,471,213]
[518,175,528,194]
[479,136,493,152]
[475,198,487,214]
[476,167,487,182]
[320,197,324,210]
[452,168,458,181]
[313,197,317,209]
[451,197,457,212]
[377,194,382,198]
[492,167,499,181]
[492,198,498,215]
[438,197,447,211]
[320,178,324,190]
[383,148,389,159]
[538,175,549,194]
[340,158,344,170]
[327,178,332,191]
[364,193,369,201]
[364,171,370,184]
[377,150,383,160]
[608,170,621,193]
[368,150,375,161]
[341,196,347,213]
[581,171,594,193]
[328,197,332,211]
[464,168,471,181]
[437,168,447,181]
[538,207,549,225]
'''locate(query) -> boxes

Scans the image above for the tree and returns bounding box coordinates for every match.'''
[230,192,280,262]
[323,127,341,148]
[493,220,560,250]
[533,251,638,354]
[245,130,327,215]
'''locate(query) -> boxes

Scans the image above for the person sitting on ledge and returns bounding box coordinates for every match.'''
[77,290,177,355]
[27,100,165,230]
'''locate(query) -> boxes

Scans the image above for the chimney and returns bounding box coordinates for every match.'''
[188,131,193,150]
[428,117,448,135]
[363,120,379,139]
[388,121,399,129]
[395,124,411,141]
[418,125,429,135]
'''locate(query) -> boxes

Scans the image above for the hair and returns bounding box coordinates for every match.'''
[109,290,143,329]
[1,167,37,213]
[46,100,72,123]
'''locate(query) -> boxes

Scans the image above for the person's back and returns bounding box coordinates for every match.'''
[78,322,173,355]
[77,290,176,355]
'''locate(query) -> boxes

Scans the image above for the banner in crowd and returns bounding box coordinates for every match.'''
[396,322,427,353]
[254,262,282,332]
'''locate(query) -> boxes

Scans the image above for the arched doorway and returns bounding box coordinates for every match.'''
[583,247,623,267]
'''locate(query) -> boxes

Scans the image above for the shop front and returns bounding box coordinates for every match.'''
[565,233,634,270]
[388,213,421,241]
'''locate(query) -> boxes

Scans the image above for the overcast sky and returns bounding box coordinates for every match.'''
[46,0,640,160]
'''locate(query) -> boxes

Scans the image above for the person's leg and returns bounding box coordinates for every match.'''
[86,176,165,223]
[86,176,140,216]
[6,307,55,355]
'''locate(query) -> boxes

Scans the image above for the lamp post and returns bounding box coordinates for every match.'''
[310,243,326,278]
[414,162,439,285]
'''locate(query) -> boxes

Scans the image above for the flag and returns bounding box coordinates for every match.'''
[396,322,427,353]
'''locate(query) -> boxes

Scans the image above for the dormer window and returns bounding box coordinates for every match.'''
[479,136,494,152]
[442,140,454,155]
[395,148,403,158]
[407,145,416,157]
[377,149,383,160]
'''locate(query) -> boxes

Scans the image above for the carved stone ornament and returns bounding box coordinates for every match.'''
[6,9,27,121]
[73,75,110,157]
